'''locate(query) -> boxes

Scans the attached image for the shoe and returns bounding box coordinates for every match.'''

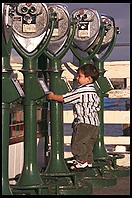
[67,159,78,164]
[70,161,88,170]
[87,163,92,167]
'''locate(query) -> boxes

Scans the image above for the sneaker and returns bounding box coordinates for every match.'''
[87,163,92,167]
[70,161,88,170]
[67,159,78,164]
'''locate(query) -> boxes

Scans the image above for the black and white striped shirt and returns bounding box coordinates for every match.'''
[63,83,100,126]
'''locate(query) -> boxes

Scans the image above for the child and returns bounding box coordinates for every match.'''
[47,63,100,170]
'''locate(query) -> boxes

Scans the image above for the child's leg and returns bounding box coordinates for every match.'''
[71,123,98,163]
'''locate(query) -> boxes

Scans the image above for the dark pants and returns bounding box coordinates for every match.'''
[71,123,99,163]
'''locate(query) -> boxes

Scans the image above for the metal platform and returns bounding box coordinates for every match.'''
[93,175,130,195]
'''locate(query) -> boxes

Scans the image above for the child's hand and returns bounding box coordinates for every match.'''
[47,92,63,102]
[47,92,55,100]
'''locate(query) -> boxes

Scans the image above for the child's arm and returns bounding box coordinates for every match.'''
[47,92,64,102]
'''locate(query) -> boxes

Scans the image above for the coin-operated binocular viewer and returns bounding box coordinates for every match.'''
[66,8,120,187]
[88,15,117,162]
[37,4,74,169]
[10,3,57,193]
[91,14,117,53]
[70,8,114,97]
[2,3,25,195]
[70,8,108,87]
[71,8,107,63]
[72,8,102,52]
[43,4,75,175]
[89,15,129,177]
[39,4,93,195]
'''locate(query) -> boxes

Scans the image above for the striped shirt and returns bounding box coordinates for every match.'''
[63,83,100,126]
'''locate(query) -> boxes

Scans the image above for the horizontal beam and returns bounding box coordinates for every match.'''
[104,62,130,78]
[104,111,130,123]
[63,110,130,124]
[108,89,130,98]
[63,136,130,145]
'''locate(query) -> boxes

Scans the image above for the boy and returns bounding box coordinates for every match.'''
[47,63,100,170]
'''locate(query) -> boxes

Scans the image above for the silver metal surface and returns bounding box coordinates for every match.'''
[2,3,13,44]
[12,3,48,38]
[12,3,49,52]
[47,4,70,54]
[101,15,115,45]
[72,8,101,51]
[91,15,115,53]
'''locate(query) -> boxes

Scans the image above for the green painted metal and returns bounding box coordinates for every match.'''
[43,22,77,176]
[45,59,70,174]
[2,71,22,104]
[70,22,106,65]
[2,103,13,195]
[37,54,49,168]
[40,20,93,195]
[67,22,120,187]
[16,100,43,186]
[13,60,47,188]
[83,42,118,185]
[2,6,24,194]
[93,60,112,160]
[72,168,117,187]
[91,28,130,177]
[3,3,128,194]
[11,12,56,192]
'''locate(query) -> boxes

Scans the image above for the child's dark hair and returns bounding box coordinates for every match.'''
[77,64,99,82]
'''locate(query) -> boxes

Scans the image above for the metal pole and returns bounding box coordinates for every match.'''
[68,31,117,187]
[45,58,69,173]
[15,58,44,187]
[38,54,49,169]
[2,102,13,195]
[93,60,109,159]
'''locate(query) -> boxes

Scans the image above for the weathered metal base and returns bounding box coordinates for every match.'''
[57,184,93,195]
[65,157,117,187]
[11,184,46,195]
[40,182,93,195]
[40,172,93,195]
[11,183,93,195]
[2,186,13,195]
[93,155,130,178]
[10,171,93,195]
[111,166,130,177]
[69,167,117,187]
[108,153,130,177]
